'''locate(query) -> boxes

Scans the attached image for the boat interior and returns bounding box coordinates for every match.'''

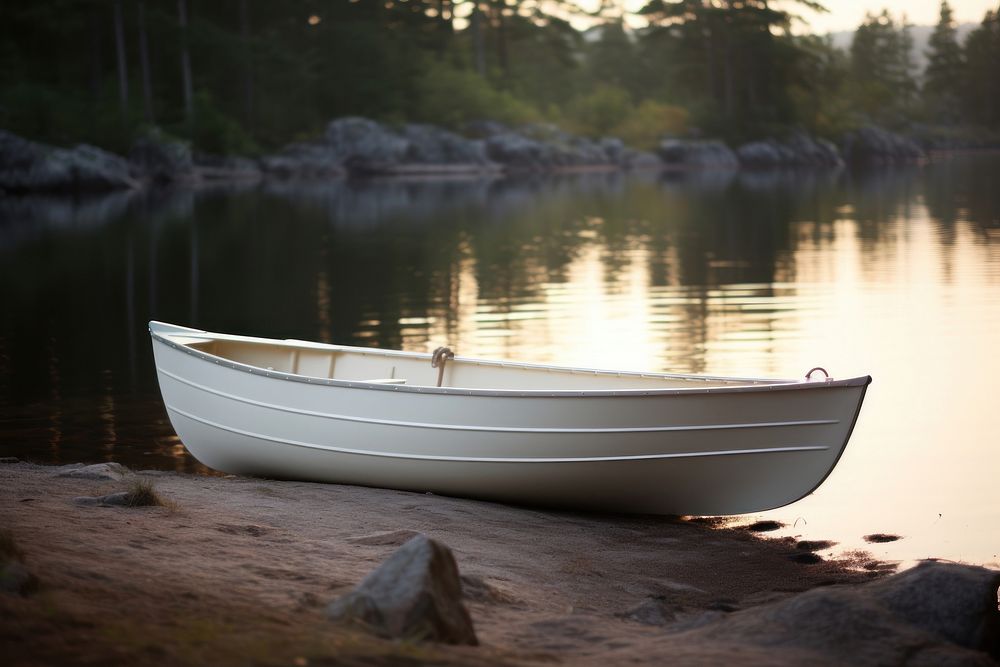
[163,333,779,390]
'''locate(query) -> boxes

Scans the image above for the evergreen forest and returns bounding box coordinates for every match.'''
[2,0,999,155]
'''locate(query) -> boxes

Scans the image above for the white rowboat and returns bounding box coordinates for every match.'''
[150,321,871,515]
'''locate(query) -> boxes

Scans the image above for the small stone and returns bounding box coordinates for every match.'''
[624,596,676,626]
[746,520,783,533]
[56,462,129,481]
[790,552,824,565]
[73,492,131,507]
[326,534,477,645]
[98,492,131,506]
[797,540,837,552]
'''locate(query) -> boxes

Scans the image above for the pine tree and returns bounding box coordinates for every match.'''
[961,6,1000,127]
[924,1,965,123]
[848,10,918,126]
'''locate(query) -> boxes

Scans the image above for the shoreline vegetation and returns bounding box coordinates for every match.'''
[3,1,999,195]
[2,459,999,665]
[0,117,972,195]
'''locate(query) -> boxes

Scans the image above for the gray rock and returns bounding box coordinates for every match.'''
[669,561,1000,665]
[462,120,509,139]
[786,133,843,166]
[259,142,345,179]
[326,534,477,645]
[324,117,409,174]
[622,148,662,170]
[484,131,548,169]
[736,140,788,167]
[484,129,616,170]
[56,462,130,481]
[466,120,508,138]
[518,122,572,144]
[624,596,676,626]
[128,129,194,182]
[399,124,491,166]
[571,137,612,166]
[265,119,499,177]
[0,561,38,596]
[841,125,924,164]
[265,117,643,175]
[0,457,19,464]
[737,133,843,168]
[866,561,1000,652]
[542,142,578,167]
[658,139,739,169]
[599,137,625,163]
[0,130,139,193]
[194,153,261,181]
[73,491,131,507]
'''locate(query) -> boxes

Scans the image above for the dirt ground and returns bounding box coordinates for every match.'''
[0,461,883,666]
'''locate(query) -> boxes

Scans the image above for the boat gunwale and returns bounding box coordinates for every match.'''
[149,322,873,398]
[155,366,843,433]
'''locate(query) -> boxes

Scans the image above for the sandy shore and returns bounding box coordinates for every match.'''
[1,461,994,666]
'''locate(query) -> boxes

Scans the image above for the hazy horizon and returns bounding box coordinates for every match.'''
[567,0,999,34]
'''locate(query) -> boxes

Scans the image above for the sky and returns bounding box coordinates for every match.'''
[601,0,999,33]
[454,1,998,34]
[788,0,997,33]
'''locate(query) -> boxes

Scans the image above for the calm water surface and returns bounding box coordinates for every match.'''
[2,154,998,567]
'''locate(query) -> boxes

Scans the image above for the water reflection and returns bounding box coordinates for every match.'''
[1,154,998,565]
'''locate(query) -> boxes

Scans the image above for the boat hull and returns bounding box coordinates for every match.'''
[151,325,870,515]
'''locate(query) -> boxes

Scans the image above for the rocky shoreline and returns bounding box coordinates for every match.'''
[2,460,998,666]
[0,118,936,196]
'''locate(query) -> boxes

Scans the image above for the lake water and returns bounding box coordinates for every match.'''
[2,154,998,568]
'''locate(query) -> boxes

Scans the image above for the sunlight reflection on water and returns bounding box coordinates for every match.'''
[356,167,1000,567]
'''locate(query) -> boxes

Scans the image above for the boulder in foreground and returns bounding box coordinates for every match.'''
[672,561,1000,665]
[326,533,478,645]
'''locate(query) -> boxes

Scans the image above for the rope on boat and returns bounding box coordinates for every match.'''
[431,346,455,387]
[805,367,830,381]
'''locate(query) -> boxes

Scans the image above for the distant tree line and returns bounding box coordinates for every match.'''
[1,0,998,155]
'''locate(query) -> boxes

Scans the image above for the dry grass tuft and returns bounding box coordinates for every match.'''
[123,479,169,508]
